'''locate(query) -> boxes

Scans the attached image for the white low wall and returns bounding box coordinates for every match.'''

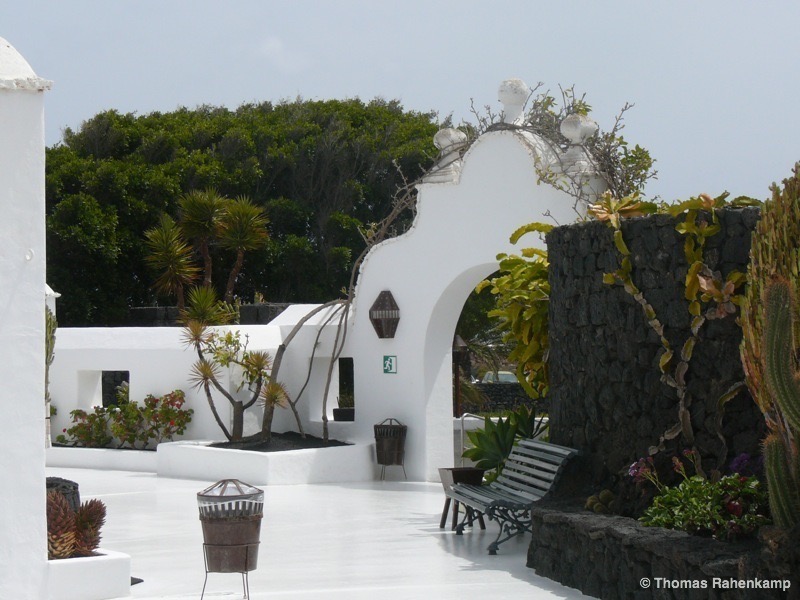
[47,441,383,484]
[48,549,130,600]
[157,440,379,485]
[47,446,157,472]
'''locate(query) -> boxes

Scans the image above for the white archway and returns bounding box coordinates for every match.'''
[344,117,603,481]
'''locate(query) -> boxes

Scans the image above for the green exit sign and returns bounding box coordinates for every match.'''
[383,355,397,374]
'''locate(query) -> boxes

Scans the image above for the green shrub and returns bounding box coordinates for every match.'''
[641,473,769,540]
[56,389,192,449]
[56,406,112,448]
[634,450,770,540]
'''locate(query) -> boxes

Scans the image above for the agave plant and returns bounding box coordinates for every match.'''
[462,415,518,483]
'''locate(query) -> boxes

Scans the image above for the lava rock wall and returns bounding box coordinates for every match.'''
[546,207,764,486]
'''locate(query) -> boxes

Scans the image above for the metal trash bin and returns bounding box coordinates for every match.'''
[197,479,264,598]
[374,418,407,479]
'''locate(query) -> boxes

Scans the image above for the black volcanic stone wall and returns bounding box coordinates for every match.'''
[546,207,764,488]
[527,500,797,600]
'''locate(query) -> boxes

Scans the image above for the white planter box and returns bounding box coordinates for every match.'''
[157,440,376,485]
[48,549,130,600]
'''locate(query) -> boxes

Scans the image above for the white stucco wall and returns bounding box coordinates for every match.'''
[343,129,589,481]
[49,305,344,445]
[0,37,50,600]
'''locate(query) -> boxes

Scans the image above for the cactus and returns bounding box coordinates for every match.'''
[764,279,800,431]
[44,307,57,448]
[585,489,616,514]
[760,279,800,528]
[740,164,800,530]
[741,164,800,418]
[763,433,800,528]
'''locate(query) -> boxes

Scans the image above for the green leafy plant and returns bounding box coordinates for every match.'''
[633,450,770,540]
[337,392,354,409]
[477,223,552,398]
[56,406,112,448]
[462,405,547,482]
[56,389,192,449]
[462,415,517,482]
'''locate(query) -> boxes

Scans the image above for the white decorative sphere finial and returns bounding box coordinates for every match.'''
[560,113,598,145]
[424,128,468,184]
[497,78,530,125]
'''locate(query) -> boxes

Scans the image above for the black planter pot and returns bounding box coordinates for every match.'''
[333,408,355,422]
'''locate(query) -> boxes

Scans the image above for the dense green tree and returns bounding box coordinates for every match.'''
[46,99,439,324]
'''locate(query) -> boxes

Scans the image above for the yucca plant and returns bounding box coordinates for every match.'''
[178,188,228,287]
[179,286,238,326]
[218,196,269,303]
[183,322,287,442]
[144,214,199,310]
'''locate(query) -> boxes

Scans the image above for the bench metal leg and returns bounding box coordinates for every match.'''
[485,506,532,554]
[439,497,451,529]
[454,504,486,535]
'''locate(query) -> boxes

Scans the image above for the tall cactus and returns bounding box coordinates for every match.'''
[45,307,57,448]
[741,163,800,529]
[741,164,800,419]
[762,279,800,528]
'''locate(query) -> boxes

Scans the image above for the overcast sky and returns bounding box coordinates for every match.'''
[3,1,800,202]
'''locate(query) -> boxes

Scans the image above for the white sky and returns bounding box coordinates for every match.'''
[4,0,800,202]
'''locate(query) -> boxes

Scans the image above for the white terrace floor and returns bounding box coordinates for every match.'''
[46,467,589,600]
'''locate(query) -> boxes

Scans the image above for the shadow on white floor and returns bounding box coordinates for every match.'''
[46,467,589,600]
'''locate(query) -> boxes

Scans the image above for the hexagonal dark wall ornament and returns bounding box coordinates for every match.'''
[369,291,400,338]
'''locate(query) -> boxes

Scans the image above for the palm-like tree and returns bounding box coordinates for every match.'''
[144,214,199,309]
[178,189,228,287]
[218,196,269,302]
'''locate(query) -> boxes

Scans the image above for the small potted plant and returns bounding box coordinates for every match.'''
[333,393,354,422]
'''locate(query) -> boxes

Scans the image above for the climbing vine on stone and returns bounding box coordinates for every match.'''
[590,191,757,468]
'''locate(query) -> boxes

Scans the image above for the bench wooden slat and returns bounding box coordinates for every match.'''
[445,439,578,554]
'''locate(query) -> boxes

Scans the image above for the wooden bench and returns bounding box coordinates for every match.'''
[446,438,578,554]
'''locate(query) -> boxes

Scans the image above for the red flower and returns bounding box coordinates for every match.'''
[726,500,743,517]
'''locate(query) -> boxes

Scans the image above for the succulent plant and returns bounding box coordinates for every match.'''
[740,164,800,530]
[760,279,800,528]
[73,498,107,557]
[585,489,616,514]
[46,490,107,559]
[47,491,77,560]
